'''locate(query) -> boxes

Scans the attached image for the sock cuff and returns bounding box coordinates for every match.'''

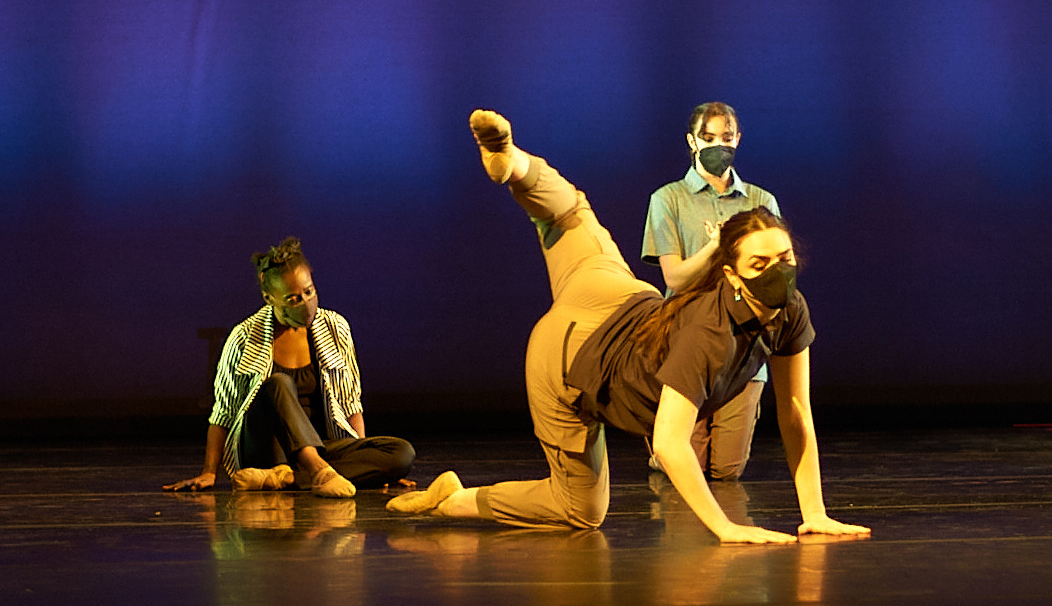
[509,155,541,193]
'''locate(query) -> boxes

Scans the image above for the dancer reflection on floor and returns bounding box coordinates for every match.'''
[164,237,415,497]
[387,110,870,543]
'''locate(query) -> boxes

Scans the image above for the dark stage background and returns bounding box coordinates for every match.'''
[2,0,1050,432]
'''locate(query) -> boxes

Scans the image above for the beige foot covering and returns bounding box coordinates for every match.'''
[385,470,463,514]
[230,464,295,491]
[469,109,514,184]
[312,466,357,498]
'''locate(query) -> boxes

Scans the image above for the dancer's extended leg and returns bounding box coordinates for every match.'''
[470,109,531,185]
[387,110,651,530]
[470,109,577,221]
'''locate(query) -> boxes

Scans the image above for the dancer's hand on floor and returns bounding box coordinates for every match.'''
[163,472,215,492]
[798,515,871,536]
[381,477,418,493]
[715,522,798,544]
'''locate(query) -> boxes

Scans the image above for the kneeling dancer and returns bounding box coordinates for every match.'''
[387,110,869,543]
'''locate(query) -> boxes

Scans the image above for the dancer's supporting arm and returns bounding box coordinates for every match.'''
[652,385,797,544]
[769,347,871,536]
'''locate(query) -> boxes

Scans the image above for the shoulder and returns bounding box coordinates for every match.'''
[774,289,815,354]
[230,306,269,340]
[650,173,693,204]
[670,290,729,343]
[651,178,686,197]
[218,307,268,363]
[787,289,810,319]
[318,308,353,339]
[658,291,734,397]
[739,180,776,202]
[782,290,814,338]
[317,307,349,328]
[318,307,347,322]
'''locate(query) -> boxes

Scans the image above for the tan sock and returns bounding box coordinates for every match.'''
[312,466,356,498]
[469,109,515,184]
[385,470,463,514]
[231,465,295,491]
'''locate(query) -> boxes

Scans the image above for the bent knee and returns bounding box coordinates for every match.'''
[392,440,416,477]
[708,462,746,481]
[566,500,608,530]
[262,373,296,393]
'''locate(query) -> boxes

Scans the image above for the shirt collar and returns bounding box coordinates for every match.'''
[236,306,345,374]
[684,166,747,197]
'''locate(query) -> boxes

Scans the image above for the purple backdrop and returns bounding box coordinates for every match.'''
[2,0,1050,416]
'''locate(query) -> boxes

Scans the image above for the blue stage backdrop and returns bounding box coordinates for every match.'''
[2,0,1050,417]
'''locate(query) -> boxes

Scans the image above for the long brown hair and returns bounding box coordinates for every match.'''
[637,207,790,361]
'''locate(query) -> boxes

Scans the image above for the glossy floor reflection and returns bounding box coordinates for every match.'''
[2,425,1050,605]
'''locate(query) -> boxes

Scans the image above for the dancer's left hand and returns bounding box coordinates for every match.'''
[382,477,418,493]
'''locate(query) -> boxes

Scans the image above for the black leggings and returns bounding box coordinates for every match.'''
[240,374,415,488]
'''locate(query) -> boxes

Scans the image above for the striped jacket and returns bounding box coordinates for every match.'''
[208,306,363,476]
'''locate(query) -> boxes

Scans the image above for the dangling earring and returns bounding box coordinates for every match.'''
[734,288,742,302]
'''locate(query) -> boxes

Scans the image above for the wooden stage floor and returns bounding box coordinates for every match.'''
[2,424,1050,605]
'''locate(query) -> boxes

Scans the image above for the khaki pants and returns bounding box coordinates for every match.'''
[477,156,659,529]
[691,380,763,480]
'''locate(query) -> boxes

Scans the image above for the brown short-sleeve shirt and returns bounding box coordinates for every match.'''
[565,280,815,437]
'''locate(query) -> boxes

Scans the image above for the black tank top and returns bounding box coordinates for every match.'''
[272,360,327,439]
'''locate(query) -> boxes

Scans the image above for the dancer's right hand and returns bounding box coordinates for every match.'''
[163,472,215,492]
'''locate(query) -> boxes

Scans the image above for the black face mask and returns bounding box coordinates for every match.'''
[740,261,797,309]
[278,296,318,328]
[696,145,736,177]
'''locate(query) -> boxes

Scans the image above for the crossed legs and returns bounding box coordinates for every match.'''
[238,374,357,497]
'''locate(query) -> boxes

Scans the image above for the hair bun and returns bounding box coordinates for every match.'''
[252,236,305,276]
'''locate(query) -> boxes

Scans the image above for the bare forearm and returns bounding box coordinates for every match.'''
[349,412,365,438]
[655,438,732,534]
[660,241,718,293]
[777,401,827,519]
[202,424,228,476]
[770,350,827,520]
[654,385,797,543]
[653,386,732,535]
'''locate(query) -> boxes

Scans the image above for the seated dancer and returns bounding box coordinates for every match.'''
[164,237,415,497]
[386,110,870,543]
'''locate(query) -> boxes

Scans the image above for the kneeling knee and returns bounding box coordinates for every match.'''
[568,502,607,530]
[708,464,745,482]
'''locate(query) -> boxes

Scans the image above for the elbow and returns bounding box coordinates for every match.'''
[651,433,678,468]
[777,408,815,444]
[660,268,684,294]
